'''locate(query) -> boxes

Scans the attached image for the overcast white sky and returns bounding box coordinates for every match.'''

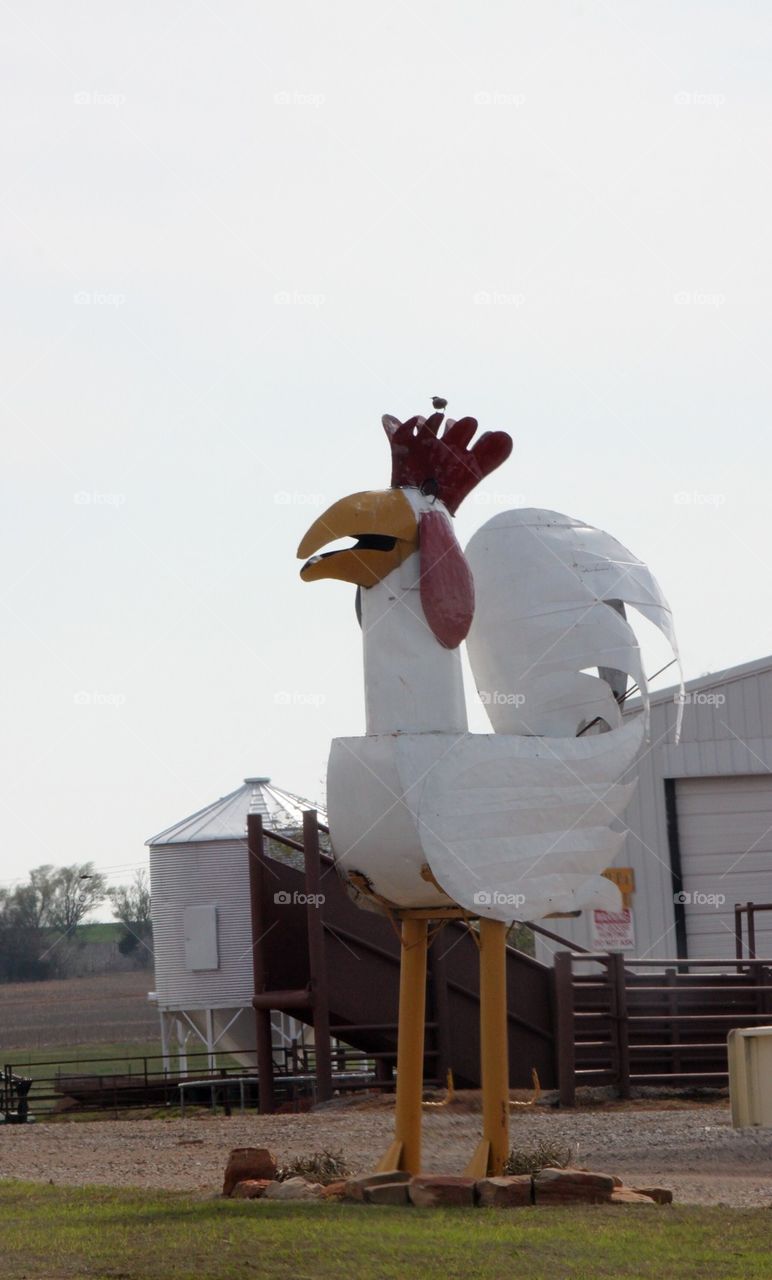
[2,2,771,901]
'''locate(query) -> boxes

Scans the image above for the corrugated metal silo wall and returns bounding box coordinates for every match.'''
[149,838,254,1009]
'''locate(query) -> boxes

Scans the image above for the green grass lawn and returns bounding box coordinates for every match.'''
[4,1040,171,1077]
[0,1183,769,1280]
[69,922,125,943]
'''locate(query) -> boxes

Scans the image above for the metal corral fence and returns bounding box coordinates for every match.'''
[3,1043,379,1117]
[554,952,772,1106]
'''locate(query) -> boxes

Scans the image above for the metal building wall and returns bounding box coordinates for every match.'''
[535,657,772,964]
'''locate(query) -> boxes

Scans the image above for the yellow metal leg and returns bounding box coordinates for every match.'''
[466,918,510,1177]
[376,916,428,1175]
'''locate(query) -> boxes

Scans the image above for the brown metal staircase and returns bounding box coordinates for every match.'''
[246,813,556,1109]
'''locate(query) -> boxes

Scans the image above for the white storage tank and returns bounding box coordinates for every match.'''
[147,776,324,1069]
[728,1026,772,1127]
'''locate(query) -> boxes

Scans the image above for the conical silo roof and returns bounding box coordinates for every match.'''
[146,776,326,846]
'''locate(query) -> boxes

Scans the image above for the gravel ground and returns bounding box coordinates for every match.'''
[1,1105,770,1206]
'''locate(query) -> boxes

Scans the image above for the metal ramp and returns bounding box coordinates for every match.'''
[246,812,556,1109]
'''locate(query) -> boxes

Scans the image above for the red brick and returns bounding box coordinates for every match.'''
[343,1171,412,1202]
[631,1187,672,1205]
[409,1176,477,1207]
[610,1188,657,1204]
[476,1176,533,1207]
[365,1181,410,1205]
[319,1180,348,1200]
[533,1167,616,1204]
[231,1179,271,1200]
[223,1147,277,1196]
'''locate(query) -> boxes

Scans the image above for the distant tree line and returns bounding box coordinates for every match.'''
[0,865,152,982]
[108,871,153,959]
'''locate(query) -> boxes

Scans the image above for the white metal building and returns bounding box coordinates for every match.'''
[535,655,772,964]
[147,776,325,1068]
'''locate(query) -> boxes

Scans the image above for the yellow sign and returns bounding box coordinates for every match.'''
[602,866,635,908]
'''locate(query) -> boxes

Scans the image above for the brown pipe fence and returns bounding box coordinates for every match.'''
[553,951,772,1106]
[3,1043,380,1117]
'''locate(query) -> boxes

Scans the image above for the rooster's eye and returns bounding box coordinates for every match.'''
[420,478,439,500]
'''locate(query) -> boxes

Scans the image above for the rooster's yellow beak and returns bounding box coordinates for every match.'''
[297,489,418,587]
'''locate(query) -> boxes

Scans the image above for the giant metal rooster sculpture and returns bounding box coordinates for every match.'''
[298,408,678,1176]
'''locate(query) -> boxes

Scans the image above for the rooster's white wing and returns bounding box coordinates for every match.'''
[465,508,681,738]
[394,719,644,923]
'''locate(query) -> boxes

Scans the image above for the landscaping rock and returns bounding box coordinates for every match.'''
[343,1171,412,1202]
[365,1181,410,1205]
[409,1176,476,1207]
[610,1188,657,1204]
[319,1180,348,1200]
[533,1167,616,1204]
[231,1179,271,1200]
[263,1176,324,1201]
[632,1186,673,1205]
[223,1147,277,1196]
[476,1175,533,1207]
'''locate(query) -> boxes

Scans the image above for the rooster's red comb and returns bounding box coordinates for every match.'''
[382,412,513,515]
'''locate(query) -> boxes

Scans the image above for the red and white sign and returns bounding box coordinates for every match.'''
[591,907,635,952]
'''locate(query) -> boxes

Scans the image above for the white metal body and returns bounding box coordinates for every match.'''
[328,506,679,924]
[465,509,680,737]
[328,724,644,921]
[361,543,467,735]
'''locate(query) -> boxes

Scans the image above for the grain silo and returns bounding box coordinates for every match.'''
[147,776,324,1069]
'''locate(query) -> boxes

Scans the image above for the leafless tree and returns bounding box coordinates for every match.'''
[48,863,108,932]
[108,870,151,930]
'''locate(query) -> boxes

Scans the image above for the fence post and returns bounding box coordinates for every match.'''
[755,962,771,1019]
[554,951,576,1108]
[303,809,333,1104]
[247,813,275,1114]
[747,903,757,960]
[666,967,682,1078]
[611,952,630,1099]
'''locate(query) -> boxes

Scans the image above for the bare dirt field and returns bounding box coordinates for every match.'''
[1,1102,770,1208]
[0,971,158,1050]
